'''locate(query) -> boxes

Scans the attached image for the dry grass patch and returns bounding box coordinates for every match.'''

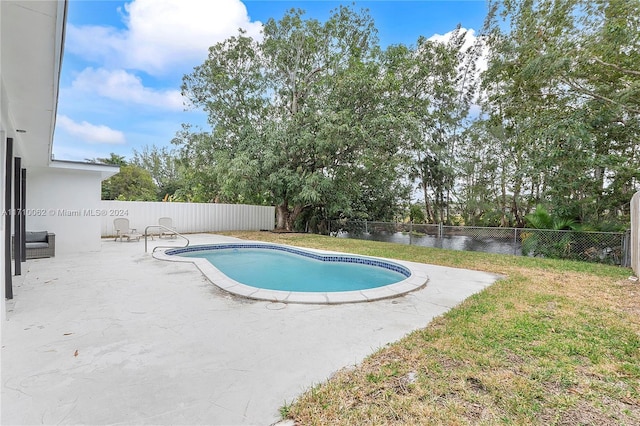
[220,232,640,425]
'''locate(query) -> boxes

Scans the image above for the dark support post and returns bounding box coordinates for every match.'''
[13,157,21,275]
[21,168,26,262]
[5,137,14,299]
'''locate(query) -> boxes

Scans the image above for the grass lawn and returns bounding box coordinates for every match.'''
[223,231,640,425]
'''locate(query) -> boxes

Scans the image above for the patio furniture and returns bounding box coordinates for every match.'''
[113,218,141,242]
[158,217,176,238]
[12,231,56,259]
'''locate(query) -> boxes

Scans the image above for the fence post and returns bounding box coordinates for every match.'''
[409,221,413,245]
[623,230,631,267]
[513,228,518,256]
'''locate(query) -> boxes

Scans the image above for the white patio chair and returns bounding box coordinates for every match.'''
[113,218,141,242]
[158,217,177,239]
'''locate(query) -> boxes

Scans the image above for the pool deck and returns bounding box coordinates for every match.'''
[2,233,500,425]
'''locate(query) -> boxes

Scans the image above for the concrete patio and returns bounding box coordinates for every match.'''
[2,234,500,425]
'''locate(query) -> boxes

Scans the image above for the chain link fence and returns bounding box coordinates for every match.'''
[325,220,631,266]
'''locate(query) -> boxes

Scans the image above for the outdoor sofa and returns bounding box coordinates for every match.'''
[12,231,56,259]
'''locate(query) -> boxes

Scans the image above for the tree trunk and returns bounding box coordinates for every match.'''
[512,179,524,228]
[276,201,289,230]
[422,181,434,223]
[501,164,509,226]
[287,204,305,231]
[276,201,306,231]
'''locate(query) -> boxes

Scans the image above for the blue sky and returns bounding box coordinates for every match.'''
[53,0,488,162]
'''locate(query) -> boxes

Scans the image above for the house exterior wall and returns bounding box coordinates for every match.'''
[100,200,275,237]
[27,167,104,253]
[632,191,640,277]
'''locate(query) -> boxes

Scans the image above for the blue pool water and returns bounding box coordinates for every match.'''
[177,246,408,292]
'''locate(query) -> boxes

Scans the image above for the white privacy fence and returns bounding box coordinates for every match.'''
[100,201,275,237]
[632,191,639,276]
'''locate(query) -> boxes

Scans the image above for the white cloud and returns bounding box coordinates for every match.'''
[57,115,126,145]
[65,25,126,67]
[72,68,184,110]
[428,28,488,74]
[429,28,476,48]
[428,27,489,115]
[66,0,263,75]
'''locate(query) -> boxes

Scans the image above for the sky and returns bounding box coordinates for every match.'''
[53,0,488,162]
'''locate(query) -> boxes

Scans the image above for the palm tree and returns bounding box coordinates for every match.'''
[522,205,576,258]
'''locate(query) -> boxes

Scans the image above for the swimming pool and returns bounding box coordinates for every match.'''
[154,242,428,304]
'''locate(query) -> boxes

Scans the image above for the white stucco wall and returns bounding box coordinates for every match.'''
[26,166,104,254]
[632,191,639,277]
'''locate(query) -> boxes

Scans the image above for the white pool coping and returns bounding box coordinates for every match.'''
[153,242,429,304]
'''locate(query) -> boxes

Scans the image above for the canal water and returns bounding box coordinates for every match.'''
[337,232,522,256]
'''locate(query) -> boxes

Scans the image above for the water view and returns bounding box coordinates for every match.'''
[338,231,522,256]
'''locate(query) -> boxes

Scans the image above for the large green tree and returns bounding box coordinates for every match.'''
[91,153,157,201]
[172,0,637,230]
[404,28,482,224]
[477,0,639,226]
[132,145,187,201]
[180,7,409,230]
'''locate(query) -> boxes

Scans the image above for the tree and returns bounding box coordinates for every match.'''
[409,204,426,223]
[132,145,186,201]
[101,165,157,201]
[180,6,409,230]
[524,204,575,230]
[89,153,127,167]
[385,27,482,224]
[457,121,512,226]
[89,153,157,201]
[479,0,640,226]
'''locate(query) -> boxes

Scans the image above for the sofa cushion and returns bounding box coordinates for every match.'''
[26,231,48,243]
[25,242,49,249]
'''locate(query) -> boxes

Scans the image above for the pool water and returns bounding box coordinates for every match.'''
[180,248,407,292]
